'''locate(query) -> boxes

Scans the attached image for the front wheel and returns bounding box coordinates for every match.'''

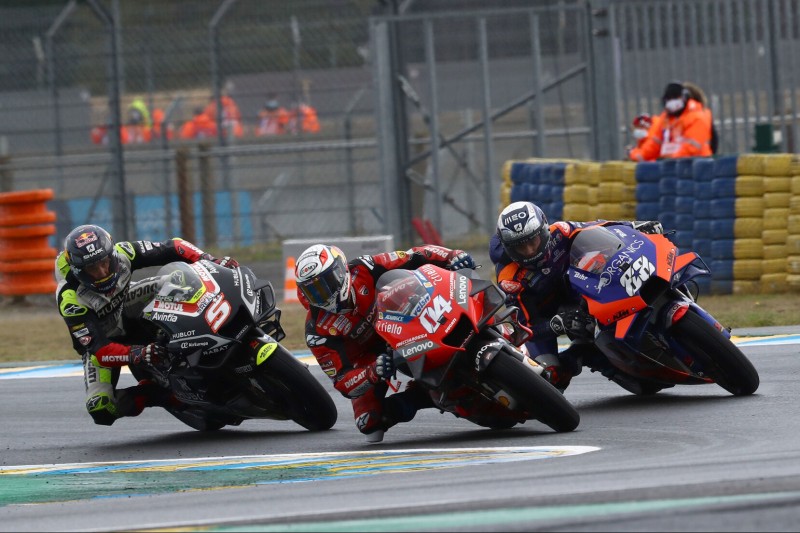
[255,346,338,431]
[485,350,580,432]
[671,309,760,396]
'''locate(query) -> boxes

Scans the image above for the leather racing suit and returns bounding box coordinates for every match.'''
[489,220,648,377]
[300,245,467,436]
[55,238,215,425]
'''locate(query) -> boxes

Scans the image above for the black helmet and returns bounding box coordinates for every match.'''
[63,224,120,294]
[496,201,551,269]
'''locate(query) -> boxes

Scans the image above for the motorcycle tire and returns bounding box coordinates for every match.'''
[671,309,760,396]
[255,345,338,431]
[486,349,580,432]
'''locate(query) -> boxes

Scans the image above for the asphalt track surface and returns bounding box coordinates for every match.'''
[0,332,799,532]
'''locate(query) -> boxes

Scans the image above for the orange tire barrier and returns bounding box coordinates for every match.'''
[0,259,56,296]
[283,256,299,303]
[0,189,57,227]
[0,188,58,298]
[0,225,58,261]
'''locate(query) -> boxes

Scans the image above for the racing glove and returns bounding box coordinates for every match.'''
[446,250,476,271]
[550,310,596,339]
[368,352,397,383]
[632,220,664,235]
[130,343,169,369]
[201,253,240,268]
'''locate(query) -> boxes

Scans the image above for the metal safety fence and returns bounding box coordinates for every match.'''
[1,0,799,250]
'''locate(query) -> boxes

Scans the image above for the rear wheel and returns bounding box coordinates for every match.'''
[255,346,338,431]
[671,309,760,395]
[485,350,580,432]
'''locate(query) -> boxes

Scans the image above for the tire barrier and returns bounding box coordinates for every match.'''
[499,153,800,295]
[0,189,58,299]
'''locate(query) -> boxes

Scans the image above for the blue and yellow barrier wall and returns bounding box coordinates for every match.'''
[501,154,800,295]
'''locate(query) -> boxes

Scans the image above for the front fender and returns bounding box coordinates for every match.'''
[472,339,519,372]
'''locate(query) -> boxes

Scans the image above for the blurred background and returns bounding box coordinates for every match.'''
[1,0,799,250]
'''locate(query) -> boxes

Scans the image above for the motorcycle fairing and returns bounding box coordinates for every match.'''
[569,227,718,385]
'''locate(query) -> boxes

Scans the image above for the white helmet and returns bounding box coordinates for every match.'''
[294,244,353,312]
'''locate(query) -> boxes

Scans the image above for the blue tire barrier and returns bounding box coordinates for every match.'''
[710,278,733,295]
[710,219,737,237]
[692,238,712,258]
[634,183,661,203]
[660,159,678,177]
[675,196,695,214]
[676,178,695,196]
[510,184,525,203]
[674,230,694,249]
[675,214,694,230]
[659,176,678,195]
[659,195,676,213]
[635,162,662,183]
[692,199,712,217]
[713,155,739,178]
[693,219,713,238]
[510,163,529,185]
[660,212,677,230]
[540,184,553,204]
[710,198,736,219]
[693,158,716,182]
[711,176,737,198]
[550,163,566,186]
[676,158,695,179]
[636,182,661,202]
[693,181,713,197]
[550,199,564,220]
[711,239,735,260]
[695,276,712,295]
[711,259,734,279]
[636,201,660,220]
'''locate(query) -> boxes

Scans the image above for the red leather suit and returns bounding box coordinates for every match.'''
[300,245,463,434]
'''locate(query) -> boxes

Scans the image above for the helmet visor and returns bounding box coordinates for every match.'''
[511,233,543,259]
[298,259,348,310]
[83,256,112,282]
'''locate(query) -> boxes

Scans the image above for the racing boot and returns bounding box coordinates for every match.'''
[534,353,574,392]
[116,379,183,418]
[378,381,435,433]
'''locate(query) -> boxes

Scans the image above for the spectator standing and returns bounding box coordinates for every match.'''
[287,100,320,134]
[180,107,218,140]
[255,96,290,136]
[204,94,244,138]
[628,81,713,162]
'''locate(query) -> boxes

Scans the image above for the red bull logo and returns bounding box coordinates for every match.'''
[75,232,98,247]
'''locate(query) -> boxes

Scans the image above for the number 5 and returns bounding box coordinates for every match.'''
[205,297,231,333]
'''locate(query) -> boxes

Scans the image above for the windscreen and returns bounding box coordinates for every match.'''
[569,227,624,274]
[154,262,207,304]
[375,270,431,319]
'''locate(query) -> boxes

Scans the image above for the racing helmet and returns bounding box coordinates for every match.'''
[63,224,120,294]
[294,244,353,313]
[496,201,551,268]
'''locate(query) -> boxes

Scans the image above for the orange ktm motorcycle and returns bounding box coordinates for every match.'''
[564,224,759,396]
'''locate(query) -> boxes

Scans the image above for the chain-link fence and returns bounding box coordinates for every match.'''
[1,0,799,250]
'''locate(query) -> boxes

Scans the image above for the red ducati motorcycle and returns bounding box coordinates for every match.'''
[374,265,580,433]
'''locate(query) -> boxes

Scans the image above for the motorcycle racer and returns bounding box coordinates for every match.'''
[294,243,475,442]
[55,224,238,426]
[489,201,663,391]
